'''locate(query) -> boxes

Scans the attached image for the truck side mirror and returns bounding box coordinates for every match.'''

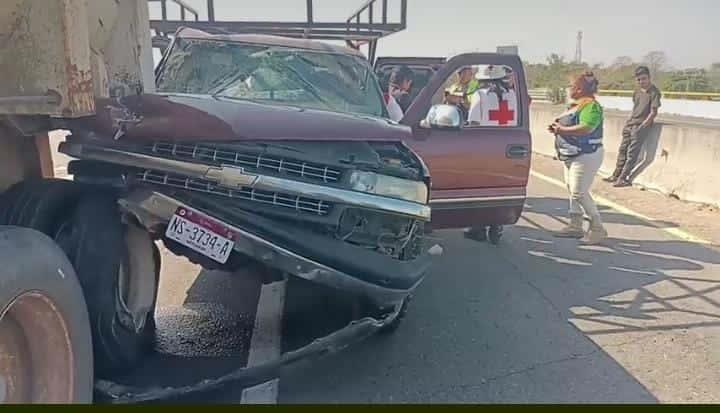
[419,104,463,130]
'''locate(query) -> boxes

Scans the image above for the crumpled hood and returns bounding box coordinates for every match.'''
[71,93,413,142]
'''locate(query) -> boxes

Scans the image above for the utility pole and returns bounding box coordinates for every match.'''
[574,31,583,64]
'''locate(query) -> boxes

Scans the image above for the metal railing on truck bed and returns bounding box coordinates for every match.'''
[148,0,407,62]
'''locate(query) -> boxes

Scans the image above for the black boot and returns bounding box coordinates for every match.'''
[613,178,632,188]
[488,225,503,245]
[464,226,488,242]
[602,174,619,183]
[603,167,623,183]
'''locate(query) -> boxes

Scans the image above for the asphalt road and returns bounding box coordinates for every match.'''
[49,135,720,403]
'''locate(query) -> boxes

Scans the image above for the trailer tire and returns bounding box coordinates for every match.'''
[54,194,158,377]
[0,179,83,235]
[0,226,93,403]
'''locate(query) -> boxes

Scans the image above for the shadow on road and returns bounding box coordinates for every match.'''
[521,195,720,348]
[528,197,681,230]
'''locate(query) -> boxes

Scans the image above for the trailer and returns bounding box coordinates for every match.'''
[0,0,412,404]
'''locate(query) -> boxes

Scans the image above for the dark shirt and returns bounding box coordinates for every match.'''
[627,85,662,126]
[394,91,412,112]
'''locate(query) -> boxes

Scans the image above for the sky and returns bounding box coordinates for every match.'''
[150,0,719,68]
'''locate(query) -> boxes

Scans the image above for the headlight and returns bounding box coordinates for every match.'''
[349,171,428,204]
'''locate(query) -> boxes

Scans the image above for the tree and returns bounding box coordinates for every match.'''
[709,62,720,92]
[642,51,668,78]
[523,52,715,95]
[611,56,634,68]
[663,68,711,93]
[546,53,566,67]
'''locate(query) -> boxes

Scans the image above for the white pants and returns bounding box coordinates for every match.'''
[563,147,604,220]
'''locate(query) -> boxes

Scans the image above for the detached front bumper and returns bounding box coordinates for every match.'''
[120,190,432,307]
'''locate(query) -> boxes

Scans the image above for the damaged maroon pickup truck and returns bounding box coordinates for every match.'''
[58,29,435,332]
[55,28,530,370]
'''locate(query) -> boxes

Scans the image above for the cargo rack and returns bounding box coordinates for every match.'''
[148,0,407,63]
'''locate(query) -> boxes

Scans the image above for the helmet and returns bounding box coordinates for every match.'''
[422,104,462,129]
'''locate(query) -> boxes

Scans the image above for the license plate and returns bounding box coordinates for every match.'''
[165,207,235,264]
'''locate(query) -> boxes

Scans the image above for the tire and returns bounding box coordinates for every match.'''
[0,226,93,403]
[0,179,83,235]
[54,194,158,377]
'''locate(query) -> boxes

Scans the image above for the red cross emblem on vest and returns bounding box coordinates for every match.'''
[489,99,515,125]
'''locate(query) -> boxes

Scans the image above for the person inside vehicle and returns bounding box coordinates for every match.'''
[467,65,518,127]
[384,66,415,121]
[444,66,480,119]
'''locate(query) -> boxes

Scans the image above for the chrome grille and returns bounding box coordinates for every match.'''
[144,142,342,184]
[137,170,331,216]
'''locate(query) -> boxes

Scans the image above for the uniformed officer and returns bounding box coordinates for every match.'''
[444,66,480,119]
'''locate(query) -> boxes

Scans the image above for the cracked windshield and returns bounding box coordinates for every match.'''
[157,38,386,117]
[1,0,719,406]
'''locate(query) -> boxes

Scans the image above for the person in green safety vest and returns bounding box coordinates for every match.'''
[444,66,480,119]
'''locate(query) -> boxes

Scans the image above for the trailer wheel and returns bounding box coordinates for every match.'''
[0,226,93,403]
[0,179,82,234]
[54,194,158,377]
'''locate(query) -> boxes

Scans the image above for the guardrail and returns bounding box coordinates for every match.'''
[528,88,565,104]
[530,88,720,103]
[597,89,720,101]
[528,88,551,102]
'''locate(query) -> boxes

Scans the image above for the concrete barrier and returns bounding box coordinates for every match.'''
[530,102,720,208]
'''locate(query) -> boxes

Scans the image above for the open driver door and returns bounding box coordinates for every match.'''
[392,53,532,230]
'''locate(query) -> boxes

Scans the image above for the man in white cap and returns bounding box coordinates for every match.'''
[467,65,518,127]
[464,65,518,244]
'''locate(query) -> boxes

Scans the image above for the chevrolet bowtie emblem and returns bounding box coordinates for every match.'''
[204,165,260,188]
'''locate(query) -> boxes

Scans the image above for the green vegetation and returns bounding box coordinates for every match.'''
[525,51,720,97]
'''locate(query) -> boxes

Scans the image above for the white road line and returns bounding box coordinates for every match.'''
[530,170,712,245]
[241,280,286,404]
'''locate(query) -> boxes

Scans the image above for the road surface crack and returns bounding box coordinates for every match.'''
[479,350,599,384]
[426,350,601,400]
[501,252,566,320]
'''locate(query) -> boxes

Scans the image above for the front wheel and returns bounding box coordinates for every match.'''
[0,227,94,403]
[54,194,159,377]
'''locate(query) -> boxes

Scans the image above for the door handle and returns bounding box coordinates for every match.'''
[506,144,529,159]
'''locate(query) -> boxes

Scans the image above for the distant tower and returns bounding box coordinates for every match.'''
[575,31,583,63]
